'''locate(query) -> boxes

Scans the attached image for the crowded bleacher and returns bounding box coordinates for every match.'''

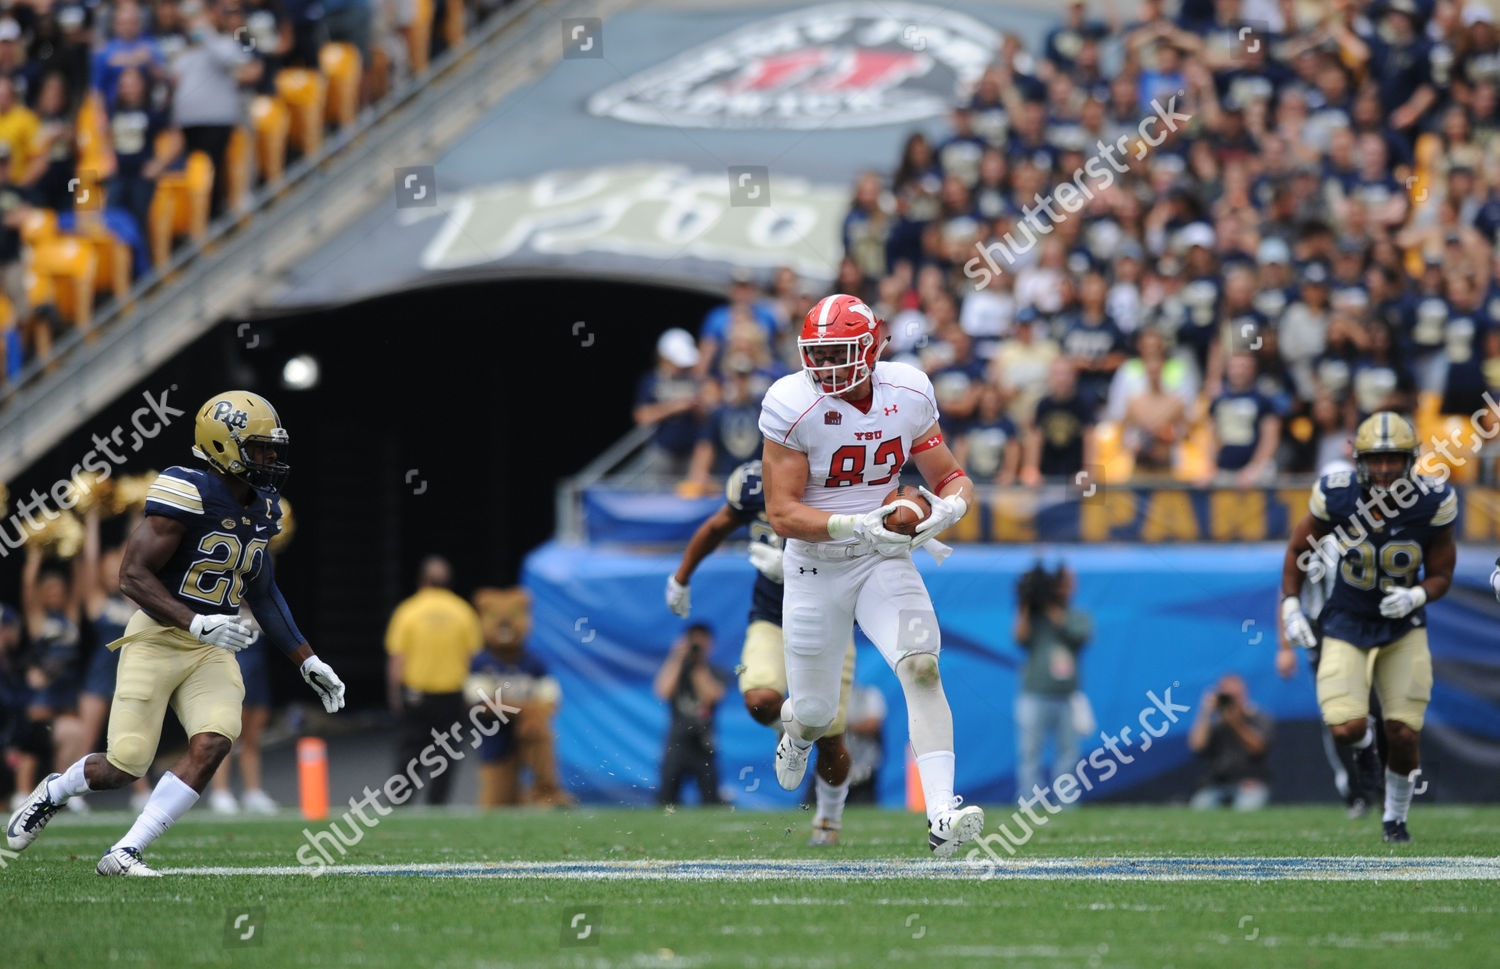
[0,0,507,390]
[642,0,1500,493]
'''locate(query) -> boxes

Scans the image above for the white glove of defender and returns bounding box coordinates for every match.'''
[300,656,346,712]
[1379,585,1427,619]
[1279,596,1317,650]
[665,576,691,617]
[1491,564,1500,603]
[747,542,784,582]
[911,486,967,549]
[189,613,258,652]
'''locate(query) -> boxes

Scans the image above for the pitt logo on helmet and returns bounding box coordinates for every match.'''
[192,391,292,493]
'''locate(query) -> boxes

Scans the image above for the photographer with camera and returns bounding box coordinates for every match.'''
[654,623,728,806]
[1013,561,1092,803]
[1187,674,1273,810]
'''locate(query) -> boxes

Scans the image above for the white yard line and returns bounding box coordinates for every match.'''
[156,856,1500,880]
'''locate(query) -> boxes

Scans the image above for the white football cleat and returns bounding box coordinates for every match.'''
[97,846,161,877]
[6,773,63,851]
[774,700,810,790]
[928,796,985,858]
[241,789,279,814]
[208,789,240,815]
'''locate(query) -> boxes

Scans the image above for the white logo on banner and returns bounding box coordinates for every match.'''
[413,163,847,279]
[586,2,998,129]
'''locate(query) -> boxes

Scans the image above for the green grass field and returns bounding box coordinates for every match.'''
[4,804,1499,968]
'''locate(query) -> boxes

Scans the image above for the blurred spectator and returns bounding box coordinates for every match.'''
[1058,269,1127,409]
[91,1,165,108]
[243,0,294,94]
[1022,357,1094,484]
[45,6,96,112]
[172,0,262,218]
[687,354,764,490]
[1207,350,1282,486]
[1014,561,1090,803]
[925,320,985,424]
[990,309,1059,427]
[0,143,35,364]
[698,270,779,376]
[26,72,80,212]
[843,682,886,804]
[1121,336,1189,478]
[633,328,707,479]
[106,66,175,237]
[843,171,890,285]
[469,588,572,808]
[150,0,194,68]
[0,75,39,182]
[654,623,726,806]
[0,601,24,799]
[1188,673,1272,811]
[0,18,39,105]
[954,382,1020,484]
[385,555,482,806]
[18,545,83,808]
[320,0,372,85]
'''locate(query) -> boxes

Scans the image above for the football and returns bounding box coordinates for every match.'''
[882,485,931,536]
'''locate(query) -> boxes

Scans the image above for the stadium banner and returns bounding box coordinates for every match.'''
[522,541,1500,809]
[262,2,1054,310]
[581,485,1500,544]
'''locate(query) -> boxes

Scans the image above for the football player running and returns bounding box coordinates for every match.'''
[759,293,982,857]
[1280,412,1455,843]
[6,391,346,875]
[666,459,857,845]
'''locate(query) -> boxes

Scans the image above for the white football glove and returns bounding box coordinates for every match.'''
[300,656,346,713]
[1491,564,1500,603]
[747,542,784,582]
[1379,585,1427,619]
[1279,596,1317,650]
[665,575,691,617]
[189,613,258,652]
[828,504,914,556]
[911,486,968,549]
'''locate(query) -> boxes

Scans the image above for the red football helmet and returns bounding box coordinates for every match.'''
[799,294,886,397]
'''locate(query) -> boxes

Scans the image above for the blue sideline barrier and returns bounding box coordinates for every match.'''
[522,542,1500,807]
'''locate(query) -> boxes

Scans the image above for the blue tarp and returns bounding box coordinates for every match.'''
[522,541,1500,807]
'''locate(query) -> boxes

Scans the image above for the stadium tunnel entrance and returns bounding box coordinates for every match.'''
[0,277,721,706]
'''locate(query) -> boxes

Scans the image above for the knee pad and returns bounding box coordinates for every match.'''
[897,653,941,690]
[791,693,836,733]
[107,733,154,778]
[785,607,825,657]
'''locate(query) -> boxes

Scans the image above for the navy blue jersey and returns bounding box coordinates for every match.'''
[143,466,305,654]
[724,460,783,626]
[1310,470,1458,648]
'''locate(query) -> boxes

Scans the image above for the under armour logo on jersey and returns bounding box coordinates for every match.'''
[884,404,898,415]
[923,436,940,449]
[824,411,841,425]
[799,567,818,575]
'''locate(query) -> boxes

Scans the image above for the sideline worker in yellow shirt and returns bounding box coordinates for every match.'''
[385,556,482,805]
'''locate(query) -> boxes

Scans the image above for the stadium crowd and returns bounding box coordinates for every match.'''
[1,0,510,391]
[637,0,1500,490]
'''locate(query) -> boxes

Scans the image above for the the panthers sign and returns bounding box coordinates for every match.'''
[586,3,998,130]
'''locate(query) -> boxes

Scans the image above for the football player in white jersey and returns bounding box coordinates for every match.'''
[758,293,983,856]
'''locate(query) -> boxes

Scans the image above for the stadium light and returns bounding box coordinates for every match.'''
[282,354,321,390]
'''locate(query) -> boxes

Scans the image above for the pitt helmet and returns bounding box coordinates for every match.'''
[191,391,291,493]
[799,294,887,397]
[1353,411,1419,494]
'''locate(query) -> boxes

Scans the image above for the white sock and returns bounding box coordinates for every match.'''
[1350,717,1375,750]
[915,750,956,822]
[814,776,850,825]
[112,772,199,853]
[48,756,93,803]
[1383,768,1415,823]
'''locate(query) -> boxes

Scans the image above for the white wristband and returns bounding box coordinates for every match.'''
[1279,596,1302,622]
[827,514,857,541]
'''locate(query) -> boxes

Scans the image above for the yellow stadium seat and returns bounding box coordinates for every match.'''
[409,0,432,75]
[20,208,58,248]
[276,69,326,157]
[31,237,98,328]
[0,291,13,331]
[70,219,132,301]
[444,0,464,50]
[224,126,254,212]
[250,96,290,185]
[319,43,362,129]
[74,92,115,180]
[148,150,214,269]
[1432,416,1481,482]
